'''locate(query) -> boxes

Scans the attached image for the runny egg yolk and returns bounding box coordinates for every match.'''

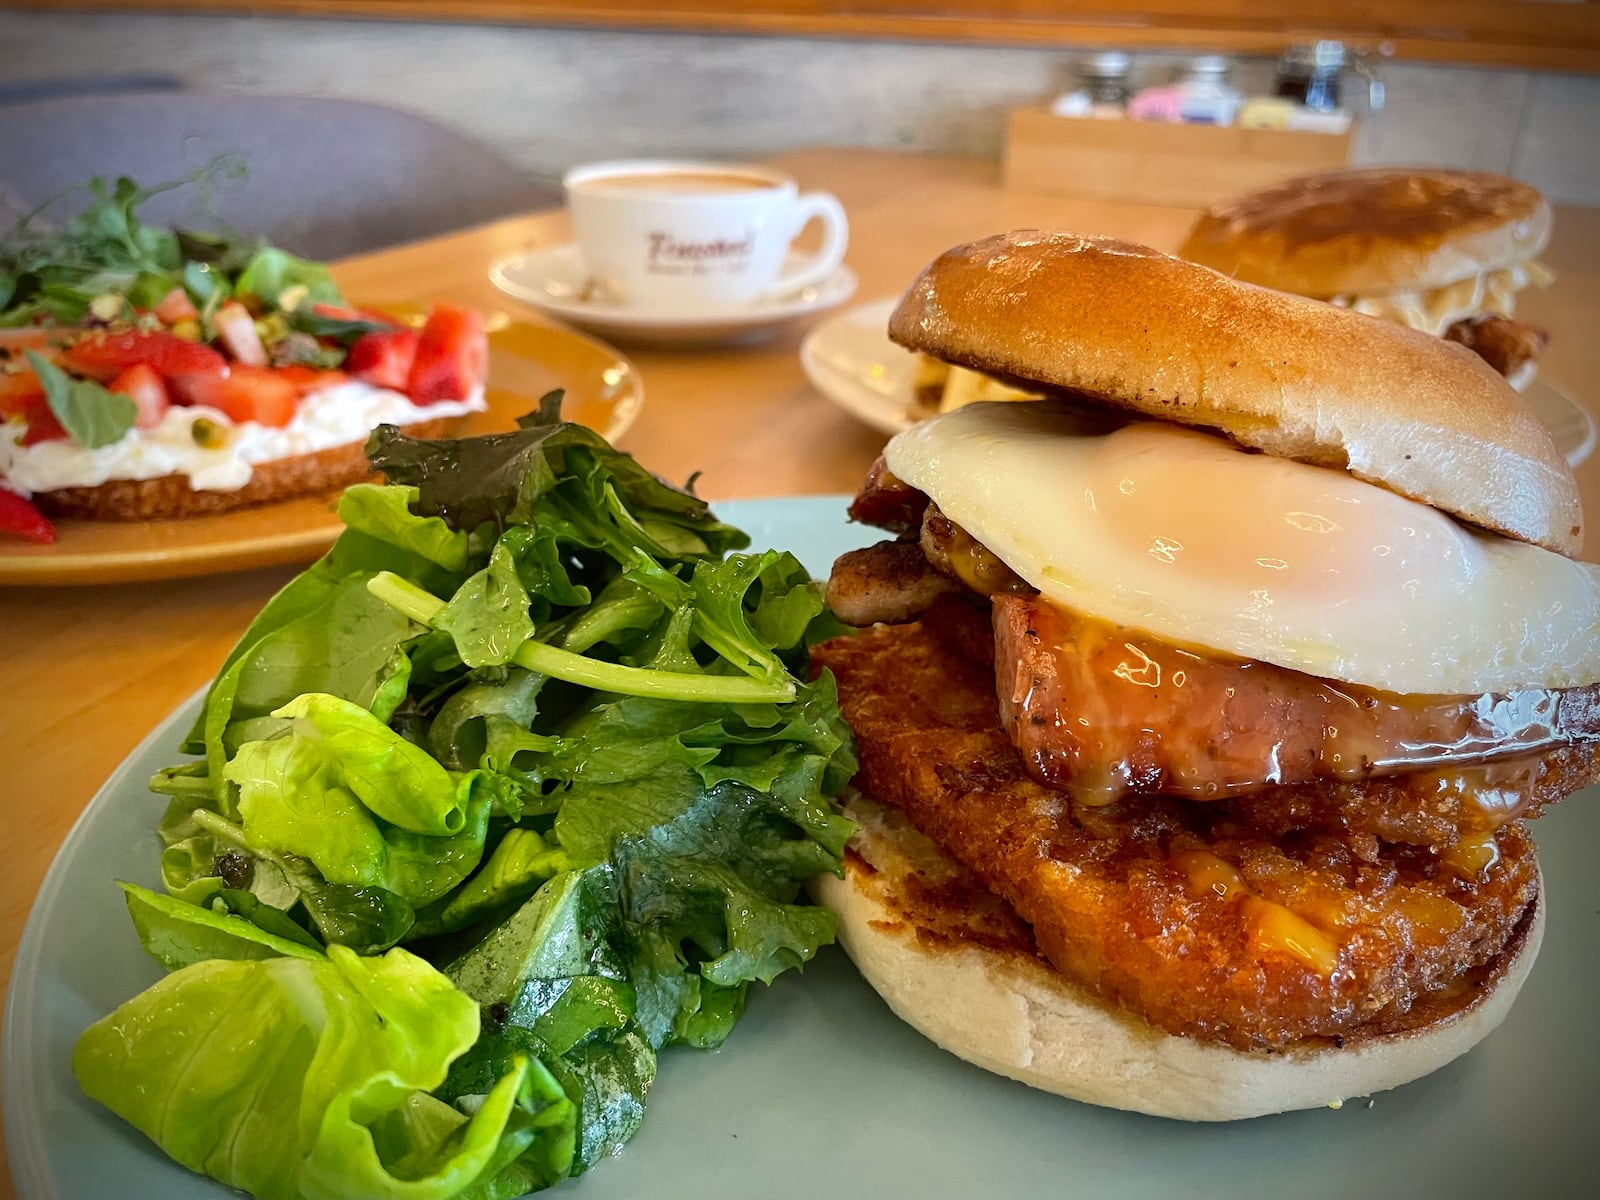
[883,401,1600,696]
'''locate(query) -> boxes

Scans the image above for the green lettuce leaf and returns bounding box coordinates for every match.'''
[121,880,324,970]
[183,485,478,757]
[339,484,472,574]
[73,946,527,1200]
[224,694,490,906]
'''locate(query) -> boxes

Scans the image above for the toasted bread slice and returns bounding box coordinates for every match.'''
[35,416,457,521]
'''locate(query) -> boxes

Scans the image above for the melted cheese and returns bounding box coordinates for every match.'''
[1332,260,1555,336]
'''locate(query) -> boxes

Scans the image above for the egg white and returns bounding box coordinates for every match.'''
[884,400,1600,696]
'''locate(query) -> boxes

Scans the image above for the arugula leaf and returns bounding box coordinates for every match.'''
[367,392,747,559]
[289,307,398,343]
[437,539,536,669]
[25,350,136,448]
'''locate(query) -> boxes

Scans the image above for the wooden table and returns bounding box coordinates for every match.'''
[1,148,1596,1190]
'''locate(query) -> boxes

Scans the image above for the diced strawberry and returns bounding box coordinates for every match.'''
[61,330,227,385]
[20,408,67,445]
[274,366,349,395]
[213,302,268,366]
[0,487,55,544]
[109,364,171,429]
[345,329,418,391]
[0,371,66,445]
[0,368,43,407]
[153,287,199,325]
[181,366,298,428]
[406,304,486,404]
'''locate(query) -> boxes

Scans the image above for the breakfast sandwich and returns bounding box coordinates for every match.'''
[1179,168,1555,390]
[812,231,1598,1120]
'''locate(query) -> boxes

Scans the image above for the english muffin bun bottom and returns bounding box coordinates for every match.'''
[888,231,1581,556]
[813,792,1543,1123]
[1177,168,1551,299]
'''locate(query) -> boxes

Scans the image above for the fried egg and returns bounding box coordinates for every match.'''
[884,400,1600,695]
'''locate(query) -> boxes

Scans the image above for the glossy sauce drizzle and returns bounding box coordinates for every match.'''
[993,593,1597,805]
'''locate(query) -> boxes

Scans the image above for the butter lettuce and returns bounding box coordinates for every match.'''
[86,397,855,1199]
[224,694,491,907]
[73,947,536,1200]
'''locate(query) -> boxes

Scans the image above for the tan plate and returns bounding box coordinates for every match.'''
[0,310,642,586]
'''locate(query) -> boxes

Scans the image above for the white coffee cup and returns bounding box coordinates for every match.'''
[563,160,849,311]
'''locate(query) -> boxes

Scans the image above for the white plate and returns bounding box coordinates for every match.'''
[804,299,1600,467]
[490,244,857,346]
[1525,378,1598,468]
[6,497,1599,1199]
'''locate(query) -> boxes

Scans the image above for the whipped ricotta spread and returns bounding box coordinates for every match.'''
[0,381,485,496]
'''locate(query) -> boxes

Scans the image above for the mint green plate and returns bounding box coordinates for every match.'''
[6,497,1597,1199]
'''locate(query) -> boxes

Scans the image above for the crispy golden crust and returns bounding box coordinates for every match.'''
[1179,168,1551,297]
[819,788,1544,1119]
[1446,315,1550,382]
[812,615,1546,1052]
[34,417,457,520]
[888,231,1581,555]
[837,790,1541,1051]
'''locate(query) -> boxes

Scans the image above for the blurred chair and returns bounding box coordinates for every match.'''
[0,92,556,259]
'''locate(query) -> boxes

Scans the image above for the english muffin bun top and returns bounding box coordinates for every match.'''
[1178,168,1551,298]
[888,231,1582,556]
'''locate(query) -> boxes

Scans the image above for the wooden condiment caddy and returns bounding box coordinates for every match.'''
[1003,108,1354,206]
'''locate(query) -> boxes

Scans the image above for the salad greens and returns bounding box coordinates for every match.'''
[0,165,343,327]
[74,395,856,1199]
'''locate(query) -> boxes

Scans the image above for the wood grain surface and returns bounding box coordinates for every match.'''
[17,1,1600,70]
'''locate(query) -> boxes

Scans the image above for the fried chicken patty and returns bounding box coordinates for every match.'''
[1445,315,1549,383]
[812,606,1543,1051]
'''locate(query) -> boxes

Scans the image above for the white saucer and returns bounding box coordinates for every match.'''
[802,298,1599,468]
[490,243,857,346]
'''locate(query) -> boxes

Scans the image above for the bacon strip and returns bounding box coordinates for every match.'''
[994,593,1600,803]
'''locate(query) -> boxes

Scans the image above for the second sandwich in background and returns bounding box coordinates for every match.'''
[1179,167,1554,390]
